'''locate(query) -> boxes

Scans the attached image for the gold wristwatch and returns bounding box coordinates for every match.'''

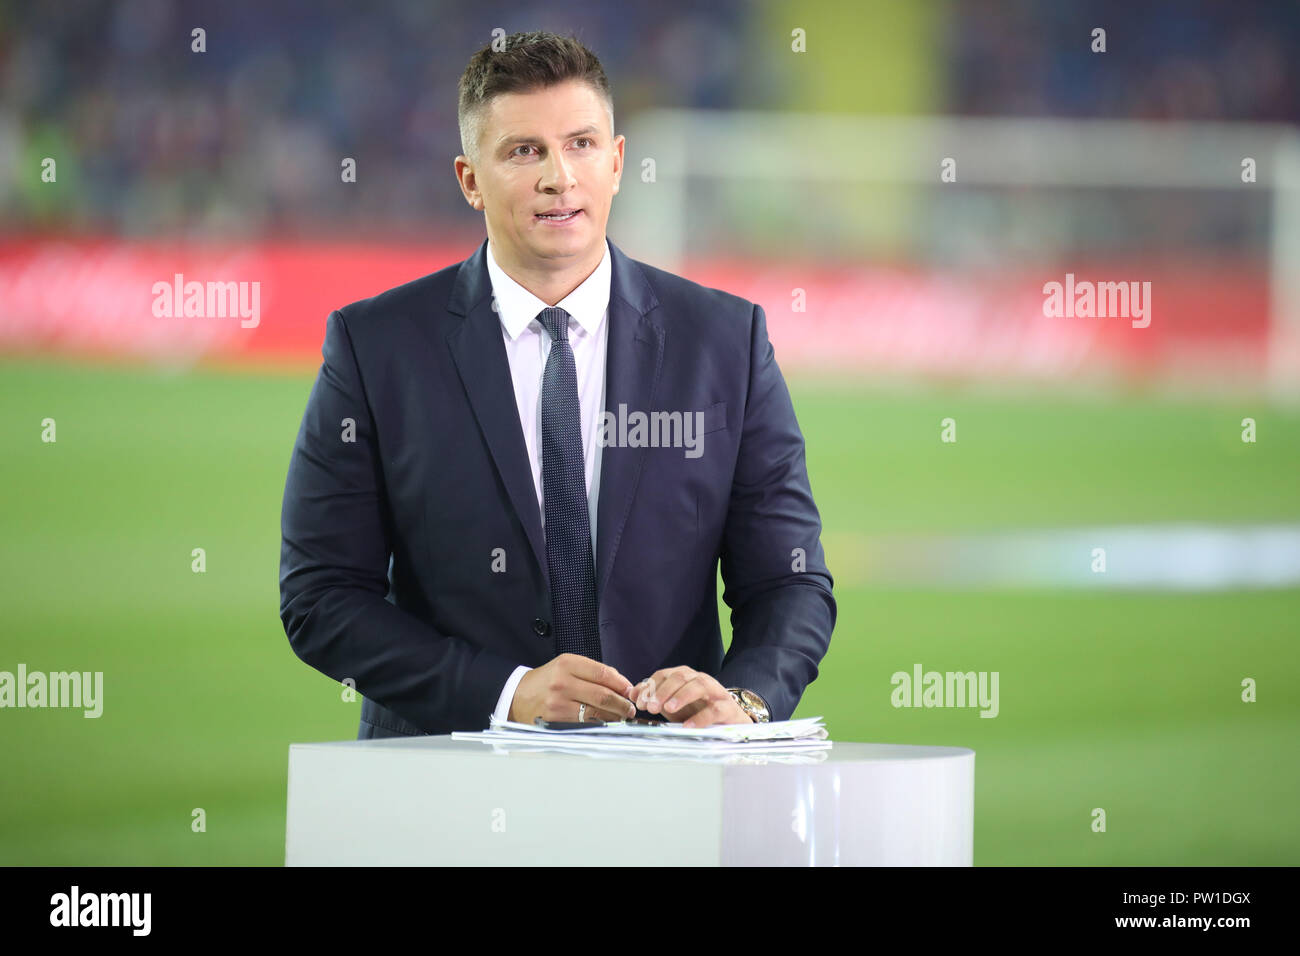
[727,687,771,723]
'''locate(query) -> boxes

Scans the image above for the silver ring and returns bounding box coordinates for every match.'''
[577,703,586,722]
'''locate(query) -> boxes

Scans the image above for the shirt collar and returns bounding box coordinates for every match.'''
[486,237,611,342]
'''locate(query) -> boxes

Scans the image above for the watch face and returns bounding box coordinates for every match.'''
[728,688,769,720]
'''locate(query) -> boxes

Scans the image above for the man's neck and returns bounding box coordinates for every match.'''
[489,241,604,307]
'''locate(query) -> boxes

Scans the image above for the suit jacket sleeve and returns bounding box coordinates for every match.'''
[715,303,836,721]
[278,309,520,732]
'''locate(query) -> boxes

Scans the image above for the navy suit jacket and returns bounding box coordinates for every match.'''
[278,237,836,739]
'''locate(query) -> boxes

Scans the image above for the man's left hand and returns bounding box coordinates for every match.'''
[632,667,752,728]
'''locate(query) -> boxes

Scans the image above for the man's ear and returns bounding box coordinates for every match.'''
[612,134,625,193]
[454,155,483,210]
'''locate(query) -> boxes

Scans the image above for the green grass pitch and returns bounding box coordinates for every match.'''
[0,357,1296,864]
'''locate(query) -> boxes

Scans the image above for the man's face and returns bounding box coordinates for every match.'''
[456,79,624,273]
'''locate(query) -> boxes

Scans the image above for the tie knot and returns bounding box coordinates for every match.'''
[537,306,571,343]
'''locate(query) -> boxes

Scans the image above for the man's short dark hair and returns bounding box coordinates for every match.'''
[457,30,614,163]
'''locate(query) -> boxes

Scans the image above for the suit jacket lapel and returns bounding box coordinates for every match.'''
[446,241,550,583]
[595,240,663,605]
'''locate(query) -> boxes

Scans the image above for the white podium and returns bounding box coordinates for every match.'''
[285,736,974,866]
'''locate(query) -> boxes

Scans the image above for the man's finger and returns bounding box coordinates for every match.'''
[644,668,696,714]
[564,654,635,699]
[632,678,655,710]
[643,666,690,688]
[682,699,727,729]
[570,677,637,720]
[686,697,728,728]
[683,697,748,729]
[661,675,718,716]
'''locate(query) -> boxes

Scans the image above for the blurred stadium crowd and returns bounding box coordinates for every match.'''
[0,0,752,239]
[1,0,1295,242]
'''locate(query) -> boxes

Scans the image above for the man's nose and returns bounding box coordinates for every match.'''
[540,150,577,192]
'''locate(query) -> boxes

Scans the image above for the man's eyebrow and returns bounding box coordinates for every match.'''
[497,126,599,149]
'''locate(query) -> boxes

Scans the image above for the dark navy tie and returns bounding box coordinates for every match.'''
[538,306,602,661]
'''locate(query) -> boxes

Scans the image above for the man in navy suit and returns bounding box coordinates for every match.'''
[278,31,835,739]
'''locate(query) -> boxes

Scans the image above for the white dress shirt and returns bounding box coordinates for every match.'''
[485,237,611,723]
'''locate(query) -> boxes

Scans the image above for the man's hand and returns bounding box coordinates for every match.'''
[632,666,753,728]
[508,653,637,724]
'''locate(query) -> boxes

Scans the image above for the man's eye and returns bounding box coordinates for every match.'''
[511,139,592,157]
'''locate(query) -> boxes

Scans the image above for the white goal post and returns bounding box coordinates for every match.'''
[612,111,1300,397]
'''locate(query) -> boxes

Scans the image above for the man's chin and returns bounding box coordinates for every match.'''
[529,235,597,262]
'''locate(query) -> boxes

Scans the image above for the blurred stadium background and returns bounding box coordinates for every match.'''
[1,0,1297,865]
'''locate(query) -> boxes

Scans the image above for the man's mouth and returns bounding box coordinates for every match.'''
[535,209,582,222]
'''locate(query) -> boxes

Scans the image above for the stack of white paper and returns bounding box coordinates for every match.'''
[451,715,832,756]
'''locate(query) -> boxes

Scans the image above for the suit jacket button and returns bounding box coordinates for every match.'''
[532,618,550,637]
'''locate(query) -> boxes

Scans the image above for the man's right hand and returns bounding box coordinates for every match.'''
[508,653,637,724]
